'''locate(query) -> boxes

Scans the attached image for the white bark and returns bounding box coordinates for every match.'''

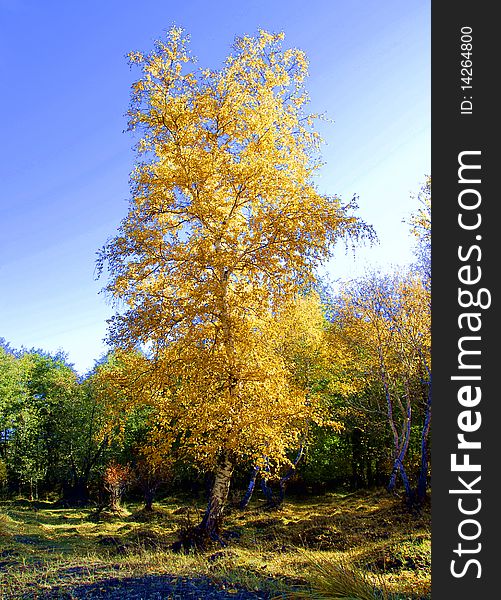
[200,453,234,535]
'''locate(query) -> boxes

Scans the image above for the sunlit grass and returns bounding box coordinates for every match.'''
[0,490,430,599]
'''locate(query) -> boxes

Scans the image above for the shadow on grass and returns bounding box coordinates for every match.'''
[1,500,89,528]
[234,491,430,553]
[34,572,277,599]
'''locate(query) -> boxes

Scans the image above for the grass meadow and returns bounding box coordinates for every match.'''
[0,489,430,599]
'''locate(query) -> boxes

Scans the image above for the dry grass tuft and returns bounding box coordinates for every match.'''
[288,551,390,600]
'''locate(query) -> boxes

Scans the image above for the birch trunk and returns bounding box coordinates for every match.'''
[199,453,234,537]
[240,465,259,509]
[387,400,412,497]
[417,376,432,503]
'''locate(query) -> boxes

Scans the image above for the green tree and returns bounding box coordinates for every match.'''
[0,344,22,466]
[4,351,79,498]
[58,377,111,505]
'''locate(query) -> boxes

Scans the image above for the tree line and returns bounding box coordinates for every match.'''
[0,210,430,514]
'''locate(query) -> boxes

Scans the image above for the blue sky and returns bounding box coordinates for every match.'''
[0,0,430,374]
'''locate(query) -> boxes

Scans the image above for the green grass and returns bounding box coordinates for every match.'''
[0,489,430,599]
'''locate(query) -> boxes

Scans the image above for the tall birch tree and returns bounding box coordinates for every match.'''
[98,27,371,542]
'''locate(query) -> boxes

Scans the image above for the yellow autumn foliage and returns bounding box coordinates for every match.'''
[97,28,370,477]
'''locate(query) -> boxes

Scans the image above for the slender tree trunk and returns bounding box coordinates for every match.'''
[378,346,405,496]
[259,447,304,509]
[110,488,120,511]
[260,456,275,507]
[199,453,234,537]
[351,428,363,489]
[387,384,413,501]
[398,461,413,502]
[277,445,304,506]
[144,487,155,511]
[388,411,412,497]
[260,477,274,506]
[240,465,259,509]
[417,377,432,503]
